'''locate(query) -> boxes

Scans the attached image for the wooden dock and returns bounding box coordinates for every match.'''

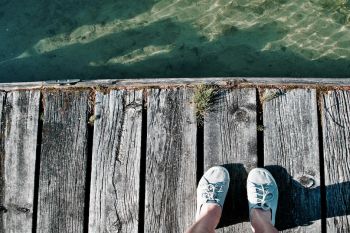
[0,78,349,233]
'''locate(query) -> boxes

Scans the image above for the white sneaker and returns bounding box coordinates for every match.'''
[247,168,279,226]
[196,166,230,221]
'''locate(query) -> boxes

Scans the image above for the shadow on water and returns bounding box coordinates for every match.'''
[216,163,350,231]
[1,0,350,81]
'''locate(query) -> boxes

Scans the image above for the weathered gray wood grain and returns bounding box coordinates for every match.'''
[99,78,350,88]
[321,90,350,233]
[0,91,40,232]
[37,91,90,233]
[88,90,143,233]
[1,77,350,91]
[145,88,197,232]
[0,92,7,232]
[204,88,257,232]
[263,89,321,233]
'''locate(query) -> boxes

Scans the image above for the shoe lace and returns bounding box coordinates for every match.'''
[201,182,224,203]
[254,183,273,210]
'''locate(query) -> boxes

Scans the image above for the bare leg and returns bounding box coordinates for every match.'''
[250,209,278,233]
[185,204,221,233]
[186,166,229,233]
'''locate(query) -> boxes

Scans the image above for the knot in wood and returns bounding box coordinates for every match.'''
[233,108,250,123]
[7,203,31,214]
[15,206,30,213]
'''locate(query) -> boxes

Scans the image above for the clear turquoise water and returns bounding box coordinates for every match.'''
[1,0,350,82]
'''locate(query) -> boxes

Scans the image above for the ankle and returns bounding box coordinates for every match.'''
[196,204,222,229]
[198,203,222,219]
[250,208,274,232]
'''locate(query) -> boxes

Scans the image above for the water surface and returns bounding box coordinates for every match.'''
[1,0,350,82]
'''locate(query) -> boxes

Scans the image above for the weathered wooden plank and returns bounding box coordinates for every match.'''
[263,89,321,232]
[37,91,90,233]
[204,88,257,232]
[98,78,350,88]
[321,90,350,233]
[0,91,7,232]
[145,88,197,232]
[1,77,350,91]
[88,90,143,233]
[0,91,40,232]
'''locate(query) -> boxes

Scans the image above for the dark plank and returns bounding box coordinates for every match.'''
[37,91,90,233]
[88,90,143,233]
[321,90,350,232]
[0,91,40,232]
[145,88,197,232]
[263,89,321,232]
[204,88,257,232]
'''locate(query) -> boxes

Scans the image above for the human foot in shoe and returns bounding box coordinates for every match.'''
[196,166,230,221]
[247,168,278,226]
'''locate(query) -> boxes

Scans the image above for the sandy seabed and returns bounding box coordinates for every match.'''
[1,0,350,82]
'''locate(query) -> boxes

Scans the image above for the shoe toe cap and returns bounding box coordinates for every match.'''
[204,166,230,183]
[247,168,275,185]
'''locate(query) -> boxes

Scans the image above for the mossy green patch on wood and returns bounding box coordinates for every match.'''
[88,114,96,126]
[260,89,286,102]
[193,84,217,124]
[40,112,45,122]
[257,124,265,131]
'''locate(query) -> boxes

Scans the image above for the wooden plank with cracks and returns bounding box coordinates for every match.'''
[264,89,321,232]
[204,88,257,232]
[0,91,40,232]
[88,90,143,233]
[37,91,90,233]
[321,90,350,233]
[145,88,197,232]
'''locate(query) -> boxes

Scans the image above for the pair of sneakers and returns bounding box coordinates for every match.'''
[196,166,278,226]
